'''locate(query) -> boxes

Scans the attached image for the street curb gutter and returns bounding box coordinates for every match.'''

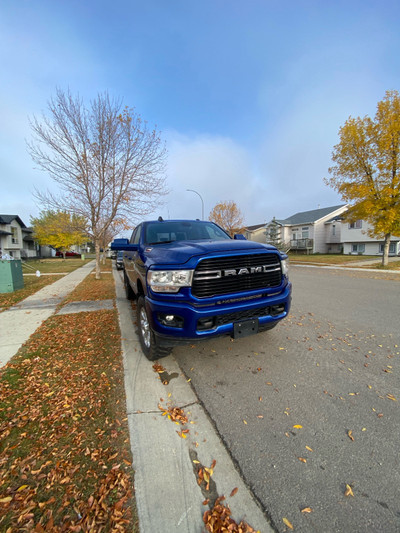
[113,268,274,533]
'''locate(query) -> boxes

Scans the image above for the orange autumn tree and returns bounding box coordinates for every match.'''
[209,201,244,237]
[326,90,400,266]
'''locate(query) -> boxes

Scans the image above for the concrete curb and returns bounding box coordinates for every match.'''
[113,268,273,533]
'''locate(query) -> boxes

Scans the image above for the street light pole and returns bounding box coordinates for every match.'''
[186,189,204,220]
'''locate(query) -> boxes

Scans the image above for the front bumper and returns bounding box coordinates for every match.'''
[145,282,292,346]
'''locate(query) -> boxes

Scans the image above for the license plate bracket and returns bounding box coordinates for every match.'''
[233,318,259,339]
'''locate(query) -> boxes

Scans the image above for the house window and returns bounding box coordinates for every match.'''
[351,243,365,253]
[349,220,362,229]
[301,227,309,239]
[379,243,396,254]
[11,227,18,244]
[332,225,336,236]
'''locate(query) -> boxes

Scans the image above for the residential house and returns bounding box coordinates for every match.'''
[266,205,348,254]
[243,223,267,243]
[0,215,36,259]
[340,219,400,256]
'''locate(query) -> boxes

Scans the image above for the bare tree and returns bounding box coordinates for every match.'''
[28,89,167,278]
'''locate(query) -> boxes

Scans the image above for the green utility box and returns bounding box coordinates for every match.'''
[0,260,24,293]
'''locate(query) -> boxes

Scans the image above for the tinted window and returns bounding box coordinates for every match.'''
[145,221,230,244]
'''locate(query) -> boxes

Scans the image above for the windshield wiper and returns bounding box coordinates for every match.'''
[148,240,176,245]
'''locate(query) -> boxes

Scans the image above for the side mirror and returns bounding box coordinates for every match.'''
[234,234,246,240]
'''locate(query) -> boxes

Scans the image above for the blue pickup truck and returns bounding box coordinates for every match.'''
[111,218,292,360]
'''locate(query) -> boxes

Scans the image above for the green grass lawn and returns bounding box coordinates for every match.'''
[22,258,92,274]
[288,253,400,270]
[287,253,376,264]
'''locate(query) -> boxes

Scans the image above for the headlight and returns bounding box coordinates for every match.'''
[148,270,194,293]
[281,258,289,276]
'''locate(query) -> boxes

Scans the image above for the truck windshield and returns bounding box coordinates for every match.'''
[145,221,231,244]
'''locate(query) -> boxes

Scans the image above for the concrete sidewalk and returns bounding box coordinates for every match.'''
[0,260,95,366]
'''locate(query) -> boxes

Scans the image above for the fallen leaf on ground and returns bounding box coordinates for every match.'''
[283,517,294,529]
[344,484,354,497]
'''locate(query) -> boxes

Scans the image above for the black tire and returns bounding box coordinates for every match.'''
[136,296,171,361]
[124,271,135,300]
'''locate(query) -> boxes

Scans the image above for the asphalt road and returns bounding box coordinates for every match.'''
[173,266,400,533]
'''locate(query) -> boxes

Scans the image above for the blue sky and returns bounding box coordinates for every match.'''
[1,0,400,228]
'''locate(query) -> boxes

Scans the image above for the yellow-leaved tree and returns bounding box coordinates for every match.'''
[209,201,244,237]
[31,211,87,258]
[326,90,400,266]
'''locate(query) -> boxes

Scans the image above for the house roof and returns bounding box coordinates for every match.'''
[276,205,347,226]
[245,223,265,231]
[0,230,12,236]
[0,215,27,228]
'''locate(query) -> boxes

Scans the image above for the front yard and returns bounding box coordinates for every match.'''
[0,271,138,532]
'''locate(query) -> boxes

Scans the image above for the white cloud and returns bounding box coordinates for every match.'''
[153,131,274,225]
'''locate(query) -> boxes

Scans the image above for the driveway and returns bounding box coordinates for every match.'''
[173,266,400,532]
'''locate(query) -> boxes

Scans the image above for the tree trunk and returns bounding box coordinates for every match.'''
[95,240,101,279]
[382,233,391,267]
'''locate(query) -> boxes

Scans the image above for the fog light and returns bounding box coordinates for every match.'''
[157,313,184,328]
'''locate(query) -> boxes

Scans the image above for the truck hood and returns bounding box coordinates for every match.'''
[145,239,279,267]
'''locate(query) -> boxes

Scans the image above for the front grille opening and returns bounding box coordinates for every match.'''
[196,306,271,331]
[192,254,282,298]
[270,304,285,316]
[197,317,216,331]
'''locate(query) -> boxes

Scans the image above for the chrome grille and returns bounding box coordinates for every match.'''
[192,254,282,298]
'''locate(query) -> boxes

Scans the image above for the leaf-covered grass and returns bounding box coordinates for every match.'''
[0,309,138,532]
[0,275,63,311]
[62,272,116,304]
[22,258,92,274]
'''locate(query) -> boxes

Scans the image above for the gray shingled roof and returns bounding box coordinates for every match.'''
[245,223,265,231]
[277,205,346,225]
[0,215,27,228]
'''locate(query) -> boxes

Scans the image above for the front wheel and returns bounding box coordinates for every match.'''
[136,296,171,361]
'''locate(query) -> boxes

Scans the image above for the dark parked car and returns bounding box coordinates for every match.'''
[116,251,124,270]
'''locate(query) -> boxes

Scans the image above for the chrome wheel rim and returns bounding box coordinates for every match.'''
[140,307,151,349]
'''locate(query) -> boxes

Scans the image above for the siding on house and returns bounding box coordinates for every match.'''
[341,220,400,255]
[0,215,37,259]
[244,224,267,243]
